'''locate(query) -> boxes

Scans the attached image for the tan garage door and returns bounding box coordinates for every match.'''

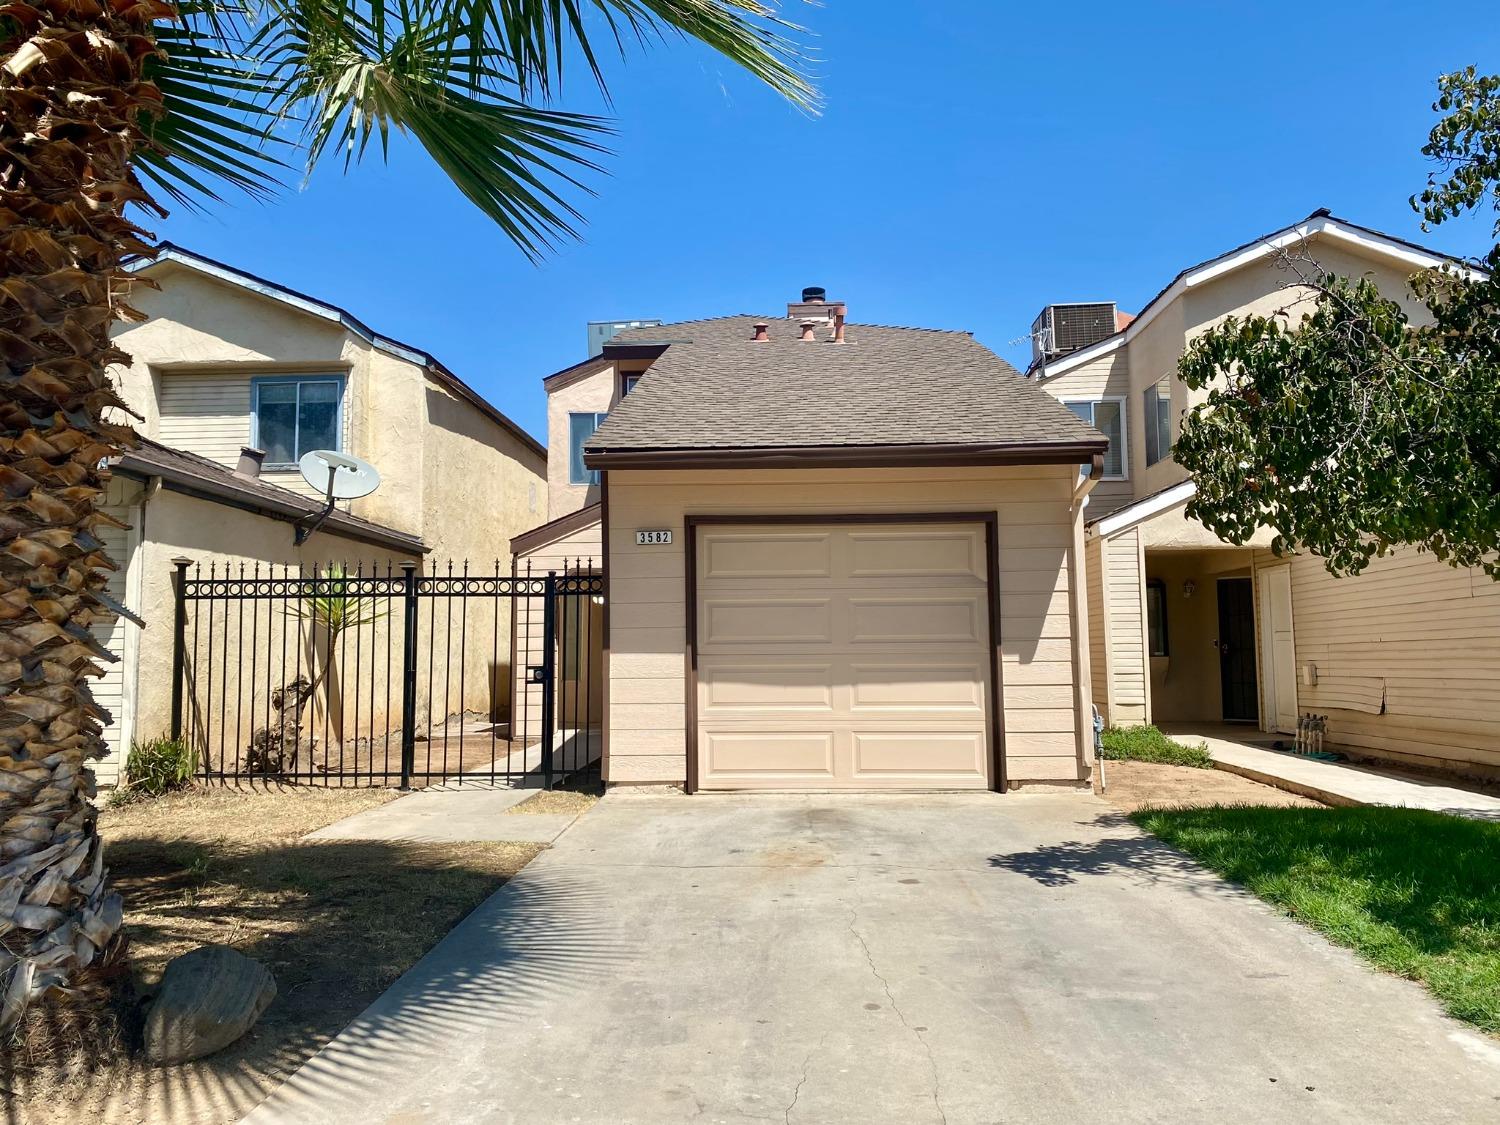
[695,521,993,790]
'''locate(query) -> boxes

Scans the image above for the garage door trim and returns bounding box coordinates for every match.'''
[683,512,1004,794]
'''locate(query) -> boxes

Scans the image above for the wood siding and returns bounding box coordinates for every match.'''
[1037,351,1134,517]
[1256,548,1500,777]
[605,465,1085,787]
[513,518,604,735]
[1103,528,1148,724]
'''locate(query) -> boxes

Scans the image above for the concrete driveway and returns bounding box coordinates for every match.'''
[247,793,1500,1124]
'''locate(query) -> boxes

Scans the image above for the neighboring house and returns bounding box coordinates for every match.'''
[1033,210,1500,780]
[512,292,1108,791]
[95,246,546,783]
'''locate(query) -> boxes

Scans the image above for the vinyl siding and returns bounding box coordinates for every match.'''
[1104,528,1148,724]
[512,518,604,736]
[605,465,1085,787]
[93,486,142,786]
[1256,547,1500,776]
[1085,536,1110,723]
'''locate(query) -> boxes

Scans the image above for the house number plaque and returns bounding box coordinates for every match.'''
[636,529,673,546]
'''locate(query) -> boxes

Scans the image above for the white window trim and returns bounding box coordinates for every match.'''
[568,411,607,486]
[250,374,346,470]
[1143,379,1172,468]
[1063,396,1128,481]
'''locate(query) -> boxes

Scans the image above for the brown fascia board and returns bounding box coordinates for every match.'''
[542,356,613,392]
[509,502,602,555]
[583,440,1107,471]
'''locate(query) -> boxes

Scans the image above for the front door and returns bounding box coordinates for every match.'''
[1216,577,1258,723]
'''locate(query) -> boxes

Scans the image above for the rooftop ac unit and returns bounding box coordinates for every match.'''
[1031,302,1118,368]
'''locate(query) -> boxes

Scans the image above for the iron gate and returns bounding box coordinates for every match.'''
[169,559,603,788]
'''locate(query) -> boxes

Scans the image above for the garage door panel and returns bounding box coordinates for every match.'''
[850,663,986,712]
[847,528,983,579]
[701,598,832,646]
[851,732,987,781]
[701,531,832,579]
[847,595,985,645]
[700,660,833,712]
[696,521,993,791]
[703,731,835,778]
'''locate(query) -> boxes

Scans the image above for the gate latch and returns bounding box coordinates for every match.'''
[527,665,548,684]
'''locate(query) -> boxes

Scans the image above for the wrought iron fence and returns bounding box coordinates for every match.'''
[169,558,603,788]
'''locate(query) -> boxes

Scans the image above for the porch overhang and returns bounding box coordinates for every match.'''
[1087,480,1275,550]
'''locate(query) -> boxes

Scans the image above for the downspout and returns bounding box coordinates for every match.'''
[1069,455,1104,788]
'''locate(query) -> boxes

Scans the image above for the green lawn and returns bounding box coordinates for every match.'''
[1133,804,1500,1033]
[1100,724,1213,768]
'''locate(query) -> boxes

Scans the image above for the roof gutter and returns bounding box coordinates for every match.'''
[583,440,1107,472]
[112,454,428,555]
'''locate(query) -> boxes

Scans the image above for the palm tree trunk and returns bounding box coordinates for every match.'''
[0,0,170,1028]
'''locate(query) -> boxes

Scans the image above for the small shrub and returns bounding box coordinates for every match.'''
[1100,724,1213,768]
[121,735,197,798]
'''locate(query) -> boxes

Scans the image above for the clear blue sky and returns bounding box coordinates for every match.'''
[155,1,1500,443]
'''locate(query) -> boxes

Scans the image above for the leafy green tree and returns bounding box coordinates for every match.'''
[0,0,813,1029]
[1175,67,1500,579]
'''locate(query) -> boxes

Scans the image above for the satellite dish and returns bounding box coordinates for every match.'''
[298,449,381,500]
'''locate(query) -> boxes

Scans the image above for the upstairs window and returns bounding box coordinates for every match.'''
[252,376,342,468]
[1144,379,1172,467]
[1065,398,1126,479]
[622,373,643,396]
[569,412,607,486]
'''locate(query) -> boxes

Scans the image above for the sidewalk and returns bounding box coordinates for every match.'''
[305,786,585,844]
[1166,724,1500,821]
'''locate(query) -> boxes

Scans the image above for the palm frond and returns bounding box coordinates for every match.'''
[136,1,289,208]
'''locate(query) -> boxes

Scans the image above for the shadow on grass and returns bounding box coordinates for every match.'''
[1132,804,1500,1033]
[3,832,622,1125]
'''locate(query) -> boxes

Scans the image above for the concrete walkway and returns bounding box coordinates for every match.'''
[248,793,1500,1124]
[1168,725,1500,821]
[304,786,581,844]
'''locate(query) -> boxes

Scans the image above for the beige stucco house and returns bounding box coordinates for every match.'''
[512,295,1108,792]
[1034,210,1500,781]
[96,245,546,782]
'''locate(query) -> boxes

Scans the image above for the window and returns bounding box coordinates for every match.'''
[1065,398,1126,479]
[252,376,342,468]
[622,373,642,396]
[1146,578,1169,657]
[569,412,607,486]
[1144,379,1172,467]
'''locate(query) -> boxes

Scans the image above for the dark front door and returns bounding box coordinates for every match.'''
[1217,577,1258,723]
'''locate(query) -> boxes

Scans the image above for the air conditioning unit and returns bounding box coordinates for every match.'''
[1031,302,1118,367]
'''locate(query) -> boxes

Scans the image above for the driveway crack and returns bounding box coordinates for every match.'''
[847,908,947,1125]
[784,1033,826,1124]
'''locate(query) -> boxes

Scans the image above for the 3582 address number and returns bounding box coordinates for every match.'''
[636,529,673,546]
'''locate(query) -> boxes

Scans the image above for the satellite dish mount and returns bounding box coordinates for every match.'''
[293,450,382,545]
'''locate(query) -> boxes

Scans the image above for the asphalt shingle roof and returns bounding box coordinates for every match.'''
[584,315,1105,455]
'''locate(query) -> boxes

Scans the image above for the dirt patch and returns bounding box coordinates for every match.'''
[7,786,543,1125]
[505,789,599,816]
[1101,760,1324,814]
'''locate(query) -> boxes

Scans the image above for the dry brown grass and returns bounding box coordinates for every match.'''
[504,789,599,816]
[1101,759,1323,814]
[5,785,543,1125]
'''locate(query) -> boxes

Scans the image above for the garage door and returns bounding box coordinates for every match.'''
[695,521,993,790]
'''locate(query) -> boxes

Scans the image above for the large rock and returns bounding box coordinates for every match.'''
[144,944,277,1065]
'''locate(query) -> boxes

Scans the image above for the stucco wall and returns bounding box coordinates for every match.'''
[604,465,1086,788]
[546,365,614,517]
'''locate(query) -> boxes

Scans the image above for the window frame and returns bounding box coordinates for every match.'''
[1143,379,1172,468]
[250,374,345,470]
[1146,577,1169,657]
[621,372,643,397]
[1063,396,1128,481]
[568,411,608,486]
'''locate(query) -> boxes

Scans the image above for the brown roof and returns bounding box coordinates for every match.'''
[583,316,1105,465]
[113,439,427,554]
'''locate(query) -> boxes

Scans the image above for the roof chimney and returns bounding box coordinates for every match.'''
[799,320,818,342]
[236,446,266,478]
[788,285,837,323]
[751,321,770,343]
[801,286,826,304]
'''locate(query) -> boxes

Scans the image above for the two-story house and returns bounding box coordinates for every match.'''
[1034,210,1500,781]
[511,292,1107,792]
[96,245,546,783]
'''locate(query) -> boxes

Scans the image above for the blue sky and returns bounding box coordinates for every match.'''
[154,1,1500,443]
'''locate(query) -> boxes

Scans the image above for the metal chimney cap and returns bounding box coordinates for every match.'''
[801,286,827,304]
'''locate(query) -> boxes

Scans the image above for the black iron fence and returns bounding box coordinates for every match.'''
[169,559,603,788]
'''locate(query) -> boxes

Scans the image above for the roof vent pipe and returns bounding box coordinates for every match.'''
[752,321,770,343]
[236,446,266,478]
[799,320,818,342]
[831,304,847,345]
